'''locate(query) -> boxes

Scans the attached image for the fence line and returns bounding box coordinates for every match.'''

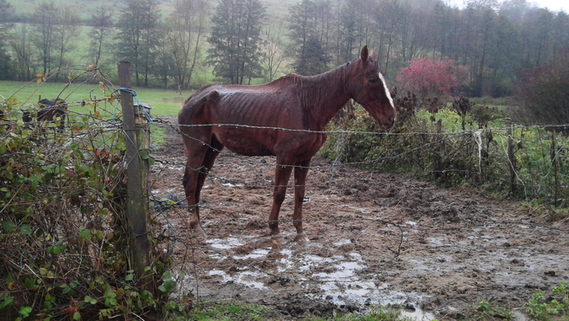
[158,117,569,202]
[2,70,568,317]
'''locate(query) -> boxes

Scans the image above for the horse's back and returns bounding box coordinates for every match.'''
[180,80,300,127]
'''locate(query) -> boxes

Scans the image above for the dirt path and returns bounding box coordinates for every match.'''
[150,115,568,320]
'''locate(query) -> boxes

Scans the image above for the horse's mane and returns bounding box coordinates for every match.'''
[297,59,358,112]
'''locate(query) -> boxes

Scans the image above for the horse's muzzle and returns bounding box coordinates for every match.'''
[387,115,395,127]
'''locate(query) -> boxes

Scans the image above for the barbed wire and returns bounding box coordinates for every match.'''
[153,118,569,196]
[177,120,569,137]
[3,71,568,315]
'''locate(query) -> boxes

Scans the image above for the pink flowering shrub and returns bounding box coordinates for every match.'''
[395,58,468,103]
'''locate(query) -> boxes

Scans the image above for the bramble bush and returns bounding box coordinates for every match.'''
[321,96,569,207]
[0,91,182,319]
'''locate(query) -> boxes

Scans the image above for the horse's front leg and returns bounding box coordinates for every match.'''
[183,164,207,239]
[292,159,311,243]
[182,138,215,240]
[269,162,293,244]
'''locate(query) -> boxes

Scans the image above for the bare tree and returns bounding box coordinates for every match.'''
[31,1,59,75]
[263,19,285,82]
[53,7,80,80]
[88,5,114,67]
[0,0,14,79]
[164,0,209,90]
[8,24,33,80]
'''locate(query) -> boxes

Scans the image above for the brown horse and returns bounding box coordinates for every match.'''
[178,46,396,243]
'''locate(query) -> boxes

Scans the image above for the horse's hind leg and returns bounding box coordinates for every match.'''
[292,159,311,243]
[268,161,293,244]
[195,136,222,209]
[182,134,223,239]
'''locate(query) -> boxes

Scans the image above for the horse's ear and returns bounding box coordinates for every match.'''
[361,46,369,64]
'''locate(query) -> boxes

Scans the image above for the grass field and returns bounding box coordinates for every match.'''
[0,80,193,116]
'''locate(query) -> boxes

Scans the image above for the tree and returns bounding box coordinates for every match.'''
[517,53,569,128]
[164,0,209,90]
[53,7,80,80]
[263,19,286,82]
[394,58,467,104]
[287,0,332,76]
[88,5,114,68]
[335,0,374,65]
[31,1,59,75]
[151,26,176,88]
[207,0,266,84]
[8,24,33,80]
[0,0,14,79]
[115,0,161,86]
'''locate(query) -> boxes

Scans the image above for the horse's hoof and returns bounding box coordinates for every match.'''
[190,226,207,241]
[293,234,309,244]
[271,235,286,248]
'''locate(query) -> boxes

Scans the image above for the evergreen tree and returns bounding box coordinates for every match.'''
[207,0,266,84]
[115,0,161,86]
[287,0,332,76]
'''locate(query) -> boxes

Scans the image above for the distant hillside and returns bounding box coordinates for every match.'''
[7,0,301,21]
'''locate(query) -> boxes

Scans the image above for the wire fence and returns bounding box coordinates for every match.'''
[1,67,568,318]
[149,115,569,317]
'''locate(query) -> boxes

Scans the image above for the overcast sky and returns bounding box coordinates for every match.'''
[530,0,568,12]
[448,0,568,12]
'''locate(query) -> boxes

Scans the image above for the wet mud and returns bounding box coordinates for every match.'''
[151,116,569,320]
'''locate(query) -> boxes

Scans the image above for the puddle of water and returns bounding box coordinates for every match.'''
[233,248,271,260]
[206,237,245,250]
[209,269,267,290]
[191,237,436,320]
[312,260,364,280]
[334,239,352,246]
[221,182,244,187]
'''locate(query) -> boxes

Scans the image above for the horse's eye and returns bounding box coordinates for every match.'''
[369,78,378,85]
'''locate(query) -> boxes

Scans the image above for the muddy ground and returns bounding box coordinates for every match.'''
[150,116,568,320]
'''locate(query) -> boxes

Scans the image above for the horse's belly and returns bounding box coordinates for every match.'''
[225,140,275,156]
[214,128,276,156]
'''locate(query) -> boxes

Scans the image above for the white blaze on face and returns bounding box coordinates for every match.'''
[378,72,395,110]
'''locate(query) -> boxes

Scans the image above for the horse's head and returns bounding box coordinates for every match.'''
[347,46,396,130]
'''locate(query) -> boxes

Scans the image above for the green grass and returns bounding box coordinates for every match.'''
[185,301,412,321]
[0,80,193,116]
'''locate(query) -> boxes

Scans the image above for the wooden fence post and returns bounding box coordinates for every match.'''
[550,132,560,207]
[506,117,516,194]
[117,61,151,286]
[433,118,443,180]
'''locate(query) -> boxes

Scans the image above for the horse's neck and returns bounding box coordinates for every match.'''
[300,66,350,130]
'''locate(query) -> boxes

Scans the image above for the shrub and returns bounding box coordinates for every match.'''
[516,53,569,132]
[394,58,468,106]
[0,91,176,319]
